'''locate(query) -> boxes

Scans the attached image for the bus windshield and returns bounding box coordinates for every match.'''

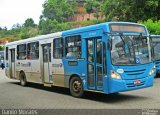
[151,36,160,61]
[110,35,151,65]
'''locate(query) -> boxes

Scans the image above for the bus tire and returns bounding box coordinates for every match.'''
[19,72,27,86]
[69,76,84,98]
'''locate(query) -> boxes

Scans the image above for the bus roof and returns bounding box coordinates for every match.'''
[62,22,147,36]
[5,22,147,47]
[5,32,61,47]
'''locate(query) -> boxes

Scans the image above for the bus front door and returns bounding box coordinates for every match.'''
[10,49,15,78]
[42,44,52,83]
[87,38,103,90]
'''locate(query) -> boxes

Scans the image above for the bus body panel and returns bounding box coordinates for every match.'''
[52,59,65,87]
[107,76,154,93]
[5,32,62,84]
[154,60,160,74]
[107,64,154,94]
[62,27,106,91]
[150,35,160,75]
[4,22,154,96]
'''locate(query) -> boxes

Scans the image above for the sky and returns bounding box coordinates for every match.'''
[0,0,45,29]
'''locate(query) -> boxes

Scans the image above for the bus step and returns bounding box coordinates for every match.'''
[44,83,52,87]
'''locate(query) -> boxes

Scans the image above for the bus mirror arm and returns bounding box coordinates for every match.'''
[107,39,112,50]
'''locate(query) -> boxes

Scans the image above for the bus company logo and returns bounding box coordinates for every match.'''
[52,63,63,68]
[89,32,96,36]
[117,69,124,74]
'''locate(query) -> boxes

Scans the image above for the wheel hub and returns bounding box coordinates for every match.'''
[73,80,81,92]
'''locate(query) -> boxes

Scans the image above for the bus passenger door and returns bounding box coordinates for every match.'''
[87,37,103,90]
[42,44,52,83]
[10,49,15,78]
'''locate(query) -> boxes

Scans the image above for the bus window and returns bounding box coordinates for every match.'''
[17,44,26,60]
[87,39,94,62]
[27,42,39,59]
[53,38,63,59]
[65,35,81,58]
[96,39,102,64]
[43,44,51,62]
[5,47,8,60]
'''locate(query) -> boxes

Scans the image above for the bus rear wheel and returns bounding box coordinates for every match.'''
[19,72,27,86]
[69,76,84,98]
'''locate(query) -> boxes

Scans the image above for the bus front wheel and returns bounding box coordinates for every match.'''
[69,76,84,98]
[19,72,27,86]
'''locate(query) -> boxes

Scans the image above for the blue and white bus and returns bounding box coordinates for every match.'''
[5,22,155,97]
[150,35,160,77]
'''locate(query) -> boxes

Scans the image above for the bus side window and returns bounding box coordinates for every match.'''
[5,47,8,60]
[53,38,63,59]
[17,44,26,60]
[27,42,39,60]
[65,35,81,58]
[97,39,102,64]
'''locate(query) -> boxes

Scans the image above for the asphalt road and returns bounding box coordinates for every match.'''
[0,69,160,110]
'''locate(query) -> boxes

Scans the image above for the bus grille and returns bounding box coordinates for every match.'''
[126,81,145,88]
[124,69,146,76]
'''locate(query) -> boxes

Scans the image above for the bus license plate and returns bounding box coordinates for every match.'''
[133,80,141,85]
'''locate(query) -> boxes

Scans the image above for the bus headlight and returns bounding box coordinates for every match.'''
[111,70,122,79]
[149,67,155,76]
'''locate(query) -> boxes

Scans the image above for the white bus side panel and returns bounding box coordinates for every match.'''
[52,59,65,87]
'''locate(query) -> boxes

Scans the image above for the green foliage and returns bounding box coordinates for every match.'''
[69,0,80,14]
[101,0,160,22]
[0,25,39,40]
[12,23,22,29]
[140,19,160,34]
[84,0,100,14]
[24,18,36,27]
[42,0,74,22]
[0,46,4,51]
[38,18,105,35]
[39,19,58,34]
[19,27,39,39]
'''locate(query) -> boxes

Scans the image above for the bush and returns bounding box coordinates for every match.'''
[140,19,160,35]
[0,46,4,51]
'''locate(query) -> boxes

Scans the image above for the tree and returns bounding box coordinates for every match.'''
[144,0,160,20]
[101,0,160,22]
[42,0,74,22]
[39,19,58,34]
[69,0,80,14]
[101,0,132,21]
[84,0,100,18]
[23,18,36,27]
[12,23,22,29]
[4,26,7,31]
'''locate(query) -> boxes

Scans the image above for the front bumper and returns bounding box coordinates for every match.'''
[105,76,154,94]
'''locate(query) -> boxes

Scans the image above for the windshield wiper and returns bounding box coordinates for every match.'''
[119,33,133,57]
